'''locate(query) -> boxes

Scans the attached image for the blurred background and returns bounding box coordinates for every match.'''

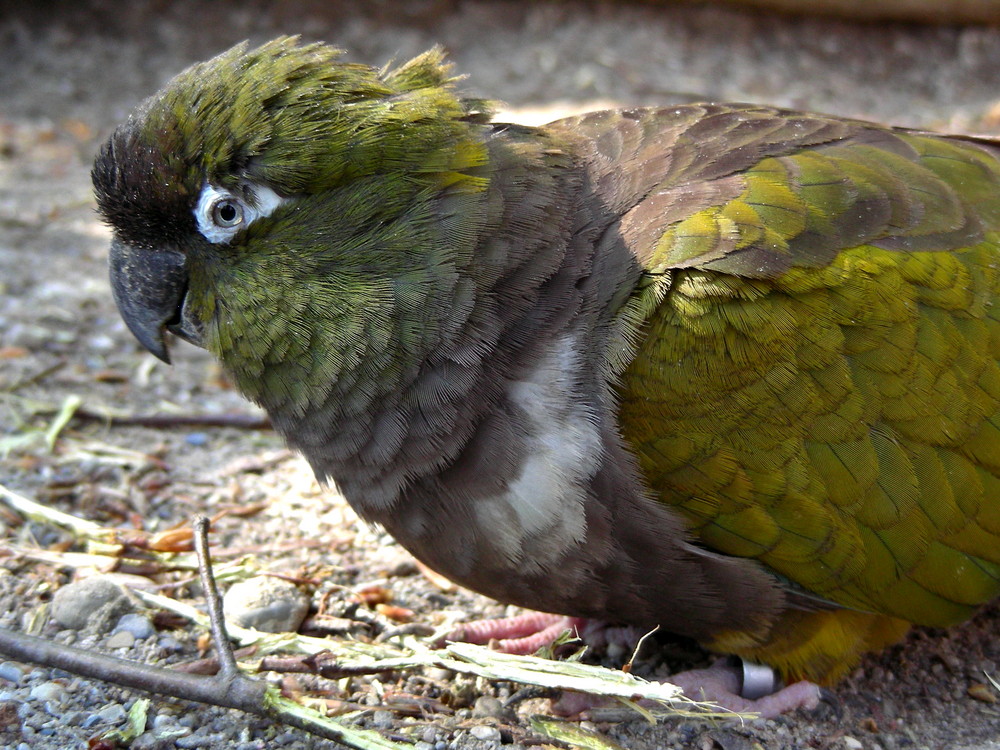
[5,0,1000,134]
[2,2,1000,749]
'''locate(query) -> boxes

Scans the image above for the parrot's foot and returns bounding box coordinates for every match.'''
[447,614,823,718]
[447,612,587,654]
[552,658,822,719]
[661,657,823,718]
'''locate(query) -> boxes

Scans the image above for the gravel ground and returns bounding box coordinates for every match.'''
[1,2,1000,749]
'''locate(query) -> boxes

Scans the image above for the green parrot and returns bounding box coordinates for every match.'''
[93,38,1000,715]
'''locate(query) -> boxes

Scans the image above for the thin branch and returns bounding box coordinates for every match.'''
[0,625,399,748]
[193,515,239,680]
[0,625,266,712]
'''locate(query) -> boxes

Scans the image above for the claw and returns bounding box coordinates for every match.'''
[812,685,843,720]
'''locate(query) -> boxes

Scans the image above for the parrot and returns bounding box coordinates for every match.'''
[92,38,1000,716]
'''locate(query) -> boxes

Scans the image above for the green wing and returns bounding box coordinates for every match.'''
[570,105,1000,627]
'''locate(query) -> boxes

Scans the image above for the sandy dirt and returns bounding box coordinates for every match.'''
[1,1,1000,748]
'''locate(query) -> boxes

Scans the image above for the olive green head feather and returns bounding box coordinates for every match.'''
[93,37,493,248]
[92,38,497,416]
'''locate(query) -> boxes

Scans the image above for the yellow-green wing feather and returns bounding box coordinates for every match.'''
[610,116,1000,671]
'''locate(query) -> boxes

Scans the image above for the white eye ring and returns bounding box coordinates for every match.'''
[194,182,286,244]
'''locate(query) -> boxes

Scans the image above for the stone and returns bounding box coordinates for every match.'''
[222,576,310,633]
[50,576,132,632]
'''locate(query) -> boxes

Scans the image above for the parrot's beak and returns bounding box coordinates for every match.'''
[109,239,199,364]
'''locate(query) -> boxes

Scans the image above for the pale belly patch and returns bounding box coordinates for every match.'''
[475,334,602,574]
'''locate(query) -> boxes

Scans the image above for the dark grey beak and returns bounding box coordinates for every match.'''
[108,239,190,364]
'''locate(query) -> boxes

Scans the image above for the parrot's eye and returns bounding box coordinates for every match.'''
[194,182,287,245]
[212,199,244,228]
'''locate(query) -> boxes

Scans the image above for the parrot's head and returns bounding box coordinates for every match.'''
[93,37,493,417]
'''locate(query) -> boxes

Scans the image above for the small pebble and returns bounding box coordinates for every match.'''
[0,661,25,683]
[152,712,180,730]
[471,695,505,719]
[222,576,310,633]
[185,432,208,446]
[842,737,863,750]
[371,709,394,729]
[157,634,184,653]
[178,712,199,728]
[95,702,128,724]
[104,630,135,650]
[469,725,501,742]
[50,576,132,631]
[29,682,67,705]
[114,613,156,640]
